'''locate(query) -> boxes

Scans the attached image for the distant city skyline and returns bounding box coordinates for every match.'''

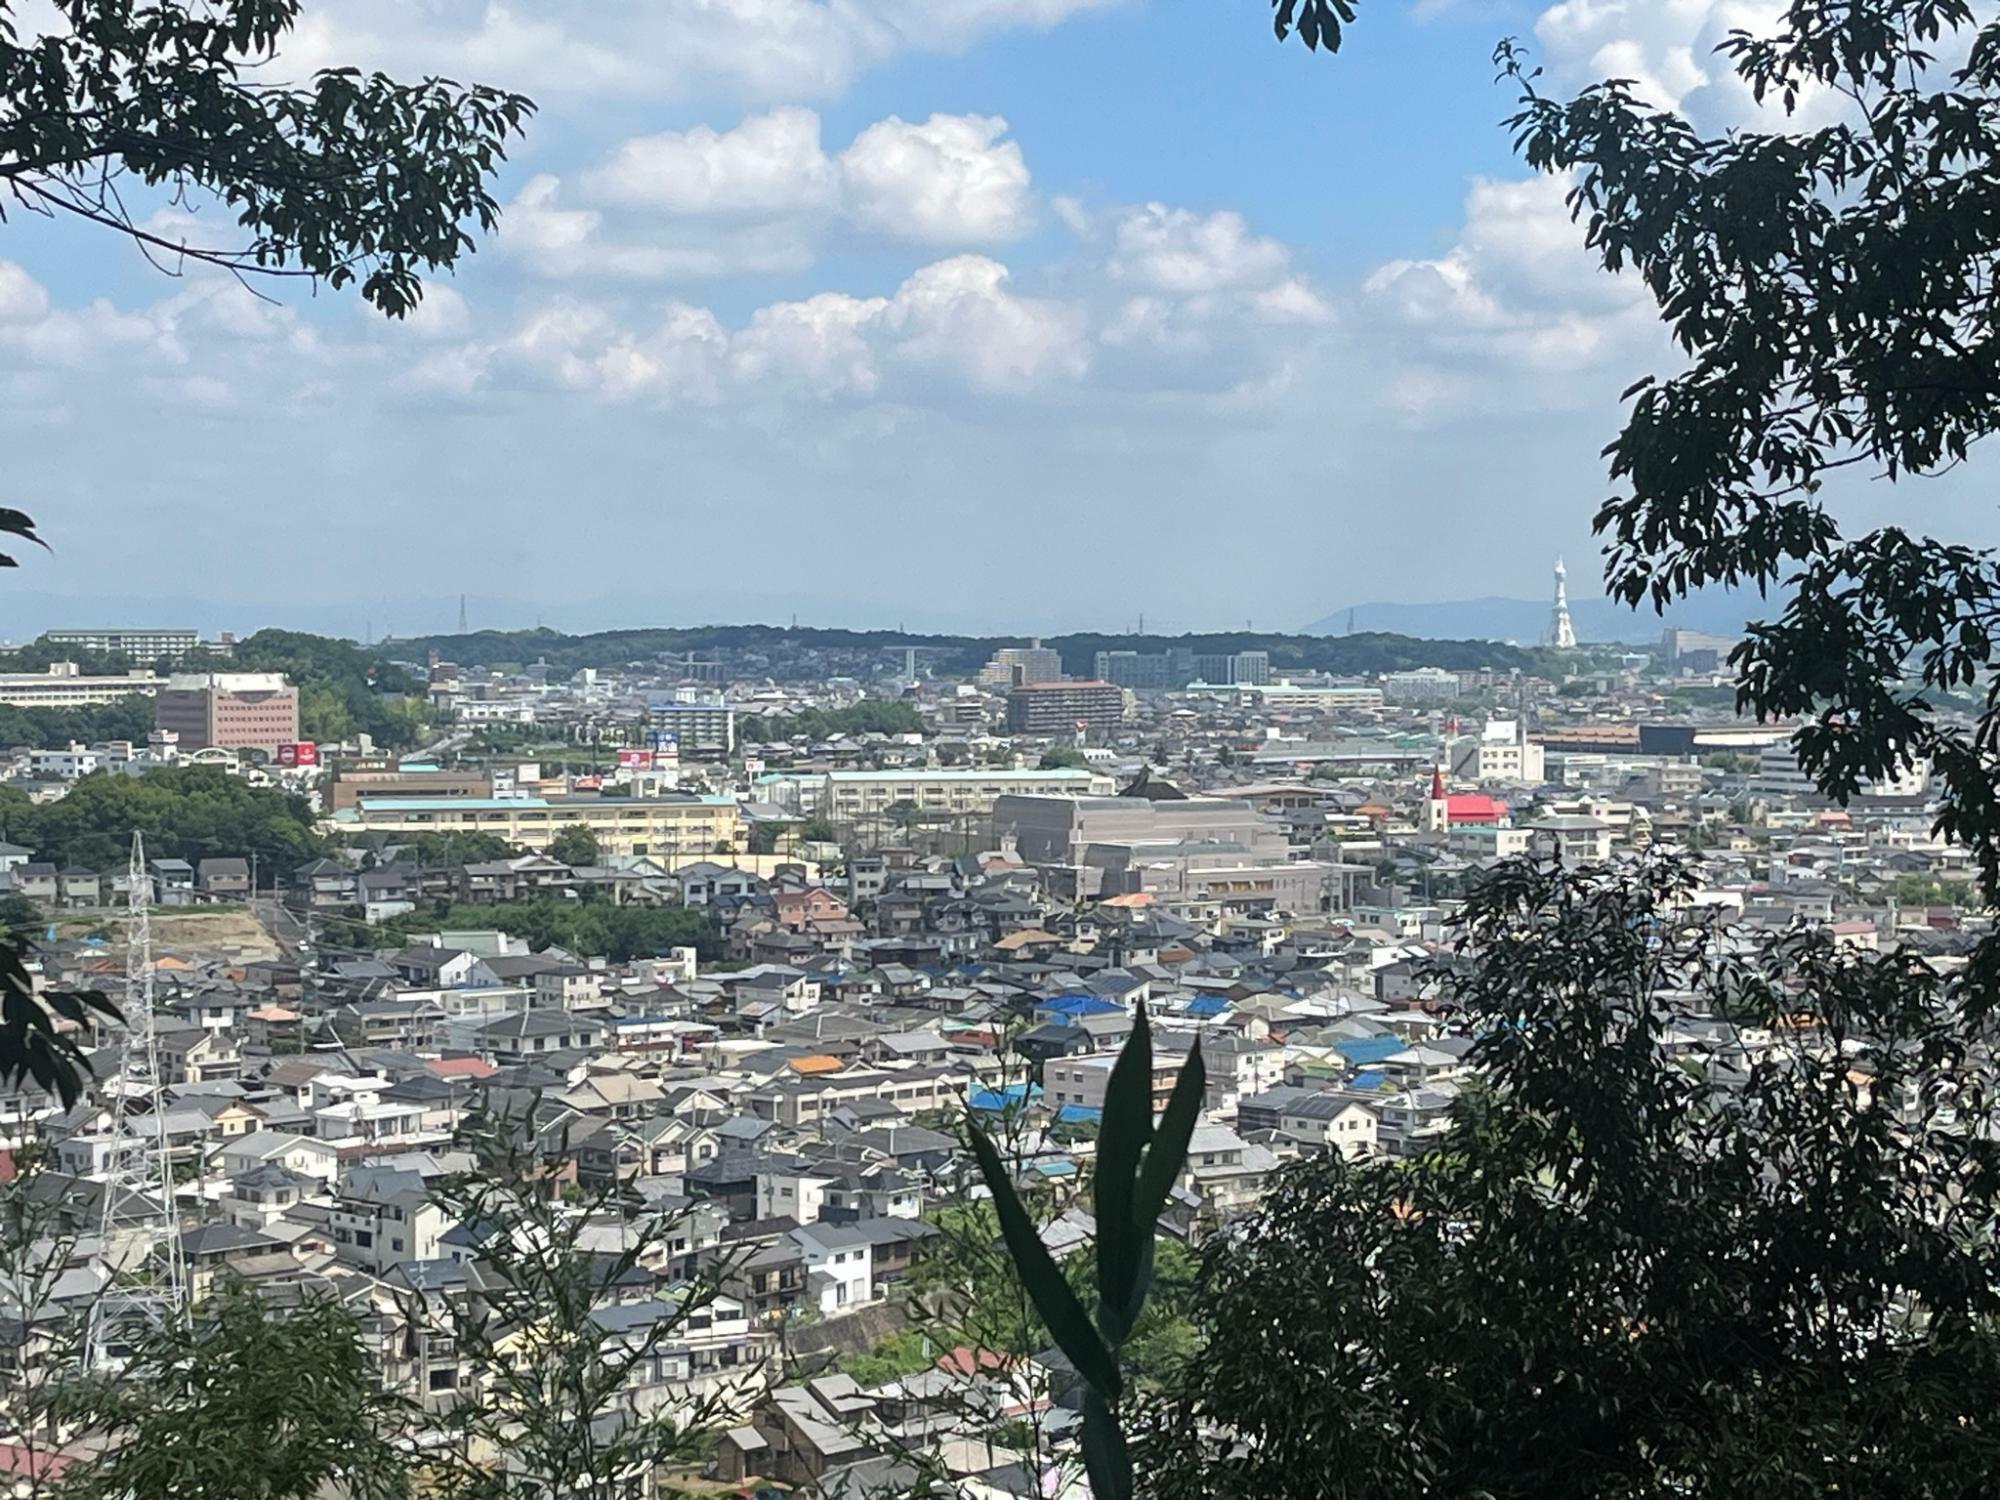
[0,574,1763,649]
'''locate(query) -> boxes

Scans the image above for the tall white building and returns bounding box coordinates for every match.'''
[1547,557,1577,650]
[1450,719,1547,786]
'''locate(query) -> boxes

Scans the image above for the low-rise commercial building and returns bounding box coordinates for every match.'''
[993,792,1343,910]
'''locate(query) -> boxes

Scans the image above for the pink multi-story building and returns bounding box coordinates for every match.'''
[153,672,300,754]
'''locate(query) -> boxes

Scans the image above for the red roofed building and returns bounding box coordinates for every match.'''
[1445,793,1508,825]
[1424,768,1509,831]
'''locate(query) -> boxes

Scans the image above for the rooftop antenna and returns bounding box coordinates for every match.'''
[86,831,187,1370]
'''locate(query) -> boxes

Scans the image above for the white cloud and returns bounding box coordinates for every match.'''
[1362,172,1660,411]
[503,297,729,402]
[1530,0,1861,127]
[0,263,48,324]
[881,256,1087,391]
[731,293,887,398]
[1534,0,1721,112]
[401,284,473,340]
[506,110,1033,282]
[585,107,837,215]
[499,172,815,280]
[281,0,1118,107]
[1110,204,1294,294]
[838,114,1032,243]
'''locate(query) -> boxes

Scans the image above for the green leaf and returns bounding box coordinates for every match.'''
[964,1114,1121,1401]
[1136,1035,1206,1234]
[1095,1003,1155,1342]
[1081,1386,1133,1500]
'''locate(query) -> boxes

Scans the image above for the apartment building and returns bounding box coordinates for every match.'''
[820,767,1111,823]
[1004,680,1125,734]
[646,701,736,757]
[1046,1048,1188,1114]
[1450,720,1547,786]
[976,640,1064,687]
[154,672,300,753]
[1183,681,1384,713]
[1383,667,1463,703]
[0,662,166,708]
[334,792,743,860]
[42,626,201,661]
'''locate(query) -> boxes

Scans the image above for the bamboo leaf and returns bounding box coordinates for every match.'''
[1095,1003,1154,1342]
[1081,1386,1134,1500]
[1135,1035,1207,1234]
[964,1114,1121,1401]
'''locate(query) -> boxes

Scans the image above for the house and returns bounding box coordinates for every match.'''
[149,858,196,904]
[471,1008,608,1066]
[330,1163,455,1274]
[181,1222,297,1298]
[215,1128,341,1183]
[1276,1092,1381,1159]
[674,861,761,907]
[789,1221,874,1315]
[391,944,497,990]
[155,1023,242,1085]
[56,866,102,908]
[10,863,56,904]
[288,857,357,909]
[221,1161,323,1229]
[329,998,447,1051]
[197,857,251,899]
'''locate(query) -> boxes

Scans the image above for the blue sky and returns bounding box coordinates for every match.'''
[1,0,1981,641]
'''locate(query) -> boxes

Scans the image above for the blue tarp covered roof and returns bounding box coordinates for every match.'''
[967,1082,1040,1112]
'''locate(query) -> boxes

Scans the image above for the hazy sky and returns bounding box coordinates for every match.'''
[2,0,1992,640]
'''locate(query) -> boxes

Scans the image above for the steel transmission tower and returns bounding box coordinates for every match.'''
[85,831,186,1368]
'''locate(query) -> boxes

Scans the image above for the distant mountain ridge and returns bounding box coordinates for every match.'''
[1304,588,1773,646]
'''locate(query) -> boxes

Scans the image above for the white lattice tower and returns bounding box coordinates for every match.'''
[1547,556,1578,650]
[84,830,186,1368]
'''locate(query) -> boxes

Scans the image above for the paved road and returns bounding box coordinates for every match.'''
[249,896,308,958]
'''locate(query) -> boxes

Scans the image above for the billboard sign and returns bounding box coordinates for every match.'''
[616,748,655,770]
[275,742,319,768]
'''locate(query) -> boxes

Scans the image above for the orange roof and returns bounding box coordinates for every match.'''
[788,1054,843,1075]
[1100,892,1154,909]
[426,1057,498,1081]
[245,1005,299,1022]
[154,954,192,970]
[994,929,1060,951]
